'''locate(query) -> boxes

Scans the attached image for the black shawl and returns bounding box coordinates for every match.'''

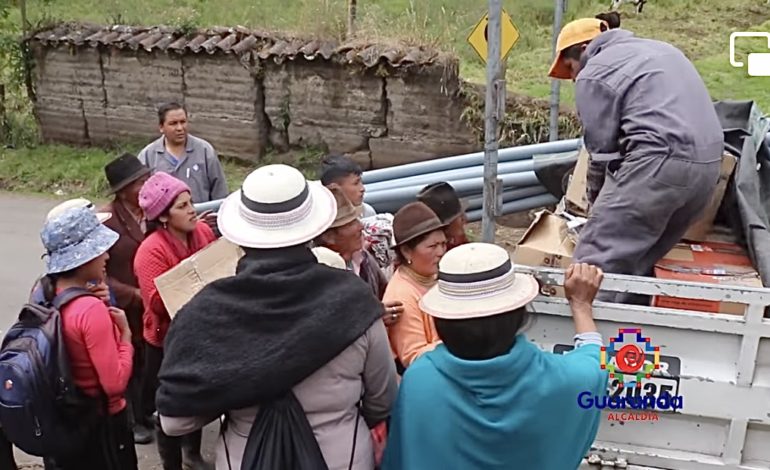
[156,245,383,417]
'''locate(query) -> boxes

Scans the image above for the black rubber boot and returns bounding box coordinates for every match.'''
[133,422,154,445]
[155,415,183,470]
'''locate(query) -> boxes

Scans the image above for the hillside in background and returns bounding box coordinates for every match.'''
[11,0,770,110]
[0,0,768,197]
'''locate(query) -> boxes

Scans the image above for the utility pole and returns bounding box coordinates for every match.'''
[20,0,28,35]
[347,0,358,38]
[548,0,565,142]
[481,0,503,243]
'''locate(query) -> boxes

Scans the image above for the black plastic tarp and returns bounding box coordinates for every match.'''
[532,150,580,201]
[713,100,770,286]
[533,100,770,286]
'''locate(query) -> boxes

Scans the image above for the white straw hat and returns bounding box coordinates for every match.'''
[46,198,112,224]
[420,243,539,319]
[217,164,337,249]
[311,246,347,270]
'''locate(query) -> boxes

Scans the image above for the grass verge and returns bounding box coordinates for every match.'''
[0,144,325,200]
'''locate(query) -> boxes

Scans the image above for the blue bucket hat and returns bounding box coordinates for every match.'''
[41,206,119,274]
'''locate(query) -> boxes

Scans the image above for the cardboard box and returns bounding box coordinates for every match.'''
[565,150,737,241]
[652,242,762,315]
[565,147,591,217]
[514,211,575,297]
[155,238,245,317]
[682,153,737,241]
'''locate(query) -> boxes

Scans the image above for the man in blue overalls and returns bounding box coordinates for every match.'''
[550,17,724,303]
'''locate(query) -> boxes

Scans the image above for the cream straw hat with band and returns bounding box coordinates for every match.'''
[420,243,539,320]
[311,246,347,270]
[217,164,337,249]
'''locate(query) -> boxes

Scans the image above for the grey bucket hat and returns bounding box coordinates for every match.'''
[41,206,119,274]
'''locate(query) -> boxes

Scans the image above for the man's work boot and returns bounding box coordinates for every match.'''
[182,430,214,470]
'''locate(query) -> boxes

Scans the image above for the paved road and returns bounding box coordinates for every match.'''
[0,193,217,469]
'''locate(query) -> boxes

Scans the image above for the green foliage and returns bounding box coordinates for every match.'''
[293,146,326,178]
[0,144,319,198]
[167,4,201,36]
[0,144,121,196]
[459,82,581,146]
[0,0,38,147]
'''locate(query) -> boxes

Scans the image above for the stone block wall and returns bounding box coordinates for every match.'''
[29,25,480,168]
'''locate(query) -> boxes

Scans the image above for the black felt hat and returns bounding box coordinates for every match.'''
[416,182,465,225]
[104,153,151,194]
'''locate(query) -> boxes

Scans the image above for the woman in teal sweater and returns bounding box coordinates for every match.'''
[382,243,608,470]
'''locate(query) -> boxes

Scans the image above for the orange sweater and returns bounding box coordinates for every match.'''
[383,268,440,368]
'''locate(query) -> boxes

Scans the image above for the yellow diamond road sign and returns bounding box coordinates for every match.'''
[467,9,520,64]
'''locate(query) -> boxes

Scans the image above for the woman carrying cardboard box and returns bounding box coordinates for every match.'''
[133,172,216,470]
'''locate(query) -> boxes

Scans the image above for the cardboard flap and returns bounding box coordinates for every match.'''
[519,212,575,256]
[660,245,696,262]
[517,210,547,243]
[155,238,245,318]
[682,153,737,241]
[565,147,591,216]
[516,211,574,256]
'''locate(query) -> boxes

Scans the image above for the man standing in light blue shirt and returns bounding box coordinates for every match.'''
[137,103,229,204]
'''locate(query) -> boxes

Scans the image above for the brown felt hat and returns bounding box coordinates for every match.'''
[329,186,363,229]
[393,202,446,247]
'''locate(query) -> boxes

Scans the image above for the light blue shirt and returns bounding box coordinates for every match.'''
[138,134,229,203]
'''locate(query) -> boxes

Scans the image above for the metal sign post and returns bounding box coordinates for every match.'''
[548,0,565,142]
[481,0,503,243]
[467,5,517,242]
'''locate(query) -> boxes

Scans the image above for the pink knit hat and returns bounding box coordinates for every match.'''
[139,172,191,221]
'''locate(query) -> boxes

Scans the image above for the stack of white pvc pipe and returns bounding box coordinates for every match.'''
[193,138,583,217]
[363,139,581,216]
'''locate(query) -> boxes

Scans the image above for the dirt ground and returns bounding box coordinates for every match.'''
[465,211,537,252]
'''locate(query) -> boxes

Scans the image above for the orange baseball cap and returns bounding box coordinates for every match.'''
[548,18,606,79]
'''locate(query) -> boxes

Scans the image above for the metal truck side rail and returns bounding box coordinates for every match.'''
[517,265,770,470]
